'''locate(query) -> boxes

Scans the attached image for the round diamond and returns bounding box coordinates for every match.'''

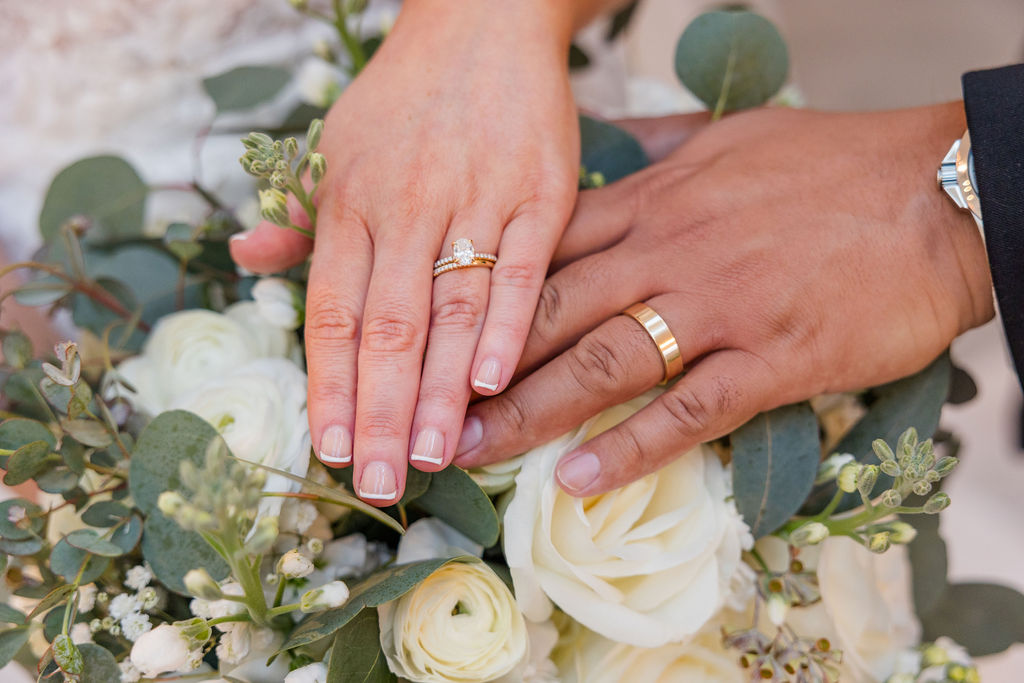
[453,238,475,266]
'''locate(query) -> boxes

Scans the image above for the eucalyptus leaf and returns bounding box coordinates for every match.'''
[279,556,477,653]
[904,513,949,618]
[920,582,1024,656]
[674,9,789,115]
[0,536,43,556]
[802,354,952,514]
[0,626,29,669]
[12,279,74,306]
[61,418,113,448]
[35,467,81,494]
[142,513,229,595]
[109,514,143,554]
[0,417,56,450]
[413,466,500,547]
[730,402,819,538]
[53,634,84,675]
[0,604,24,625]
[1,331,33,369]
[65,529,126,557]
[327,608,396,683]
[3,440,54,486]
[0,499,43,541]
[50,537,110,583]
[203,65,290,113]
[26,584,77,621]
[80,643,121,683]
[579,115,649,184]
[39,156,147,243]
[81,501,131,528]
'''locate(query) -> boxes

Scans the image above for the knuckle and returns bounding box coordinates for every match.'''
[567,334,626,395]
[418,380,464,411]
[493,262,541,291]
[305,294,360,343]
[358,410,405,440]
[361,309,423,354]
[534,282,561,334]
[663,379,736,436]
[308,378,353,407]
[431,296,485,330]
[495,391,530,435]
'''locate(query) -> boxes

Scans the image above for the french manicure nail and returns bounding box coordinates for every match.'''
[358,461,397,500]
[410,428,445,465]
[318,425,352,464]
[228,231,251,244]
[473,358,502,392]
[455,416,483,455]
[557,452,601,493]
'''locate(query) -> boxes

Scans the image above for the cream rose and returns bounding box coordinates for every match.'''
[554,621,745,683]
[115,302,300,415]
[503,390,751,647]
[759,535,920,682]
[467,455,525,495]
[378,562,528,683]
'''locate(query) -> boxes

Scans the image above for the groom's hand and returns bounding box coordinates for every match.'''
[455,103,994,497]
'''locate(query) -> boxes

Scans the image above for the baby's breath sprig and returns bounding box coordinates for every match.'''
[239,119,326,239]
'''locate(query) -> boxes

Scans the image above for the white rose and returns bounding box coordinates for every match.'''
[395,518,482,565]
[115,303,299,414]
[170,358,311,521]
[494,619,560,683]
[284,662,328,683]
[467,455,525,495]
[503,390,751,647]
[252,278,304,330]
[378,562,527,683]
[130,624,202,678]
[554,621,745,683]
[759,535,920,682]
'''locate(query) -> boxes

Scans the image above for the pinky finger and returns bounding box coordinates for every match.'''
[555,349,780,497]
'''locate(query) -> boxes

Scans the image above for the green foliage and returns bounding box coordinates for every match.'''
[579,115,649,185]
[731,402,820,538]
[65,529,127,557]
[921,583,1024,656]
[202,65,291,113]
[674,9,788,117]
[81,501,132,527]
[0,626,30,669]
[0,499,43,541]
[26,584,76,621]
[905,513,948,618]
[3,440,55,486]
[141,512,229,595]
[50,536,110,583]
[327,608,397,683]
[79,643,122,683]
[280,557,478,652]
[0,418,56,450]
[39,156,148,243]
[413,466,500,547]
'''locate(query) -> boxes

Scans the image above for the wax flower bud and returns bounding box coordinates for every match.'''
[301,581,350,612]
[815,453,854,486]
[924,492,951,514]
[789,521,829,547]
[278,549,314,579]
[837,463,861,493]
[183,568,223,600]
[868,531,891,554]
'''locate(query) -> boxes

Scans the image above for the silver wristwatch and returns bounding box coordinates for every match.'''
[937,130,983,230]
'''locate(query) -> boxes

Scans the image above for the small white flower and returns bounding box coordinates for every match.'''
[252,277,304,331]
[121,612,153,642]
[296,57,346,107]
[119,659,142,683]
[279,500,319,535]
[215,624,253,665]
[300,581,349,612]
[191,581,246,625]
[109,593,142,620]
[130,624,202,678]
[285,662,328,683]
[278,549,314,578]
[77,584,97,613]
[70,622,93,644]
[125,565,154,591]
[138,586,161,611]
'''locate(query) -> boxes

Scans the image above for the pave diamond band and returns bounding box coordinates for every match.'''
[432,239,497,278]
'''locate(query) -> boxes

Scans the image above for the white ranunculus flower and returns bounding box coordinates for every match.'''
[554,620,746,683]
[130,624,202,678]
[378,562,528,683]
[217,627,291,683]
[759,535,920,682]
[503,390,751,648]
[467,455,525,495]
[396,518,483,565]
[170,358,311,520]
[284,662,328,683]
[252,277,304,330]
[115,303,300,414]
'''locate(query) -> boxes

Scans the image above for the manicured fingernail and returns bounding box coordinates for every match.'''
[473,358,502,392]
[557,452,601,493]
[229,231,251,244]
[410,428,444,465]
[358,461,397,500]
[455,416,483,455]
[318,425,351,464]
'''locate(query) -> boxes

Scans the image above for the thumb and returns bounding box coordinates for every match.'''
[229,193,314,274]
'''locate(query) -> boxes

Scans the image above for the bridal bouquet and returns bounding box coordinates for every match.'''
[1,4,1020,682]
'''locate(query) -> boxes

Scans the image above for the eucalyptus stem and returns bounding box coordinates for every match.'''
[267,602,302,618]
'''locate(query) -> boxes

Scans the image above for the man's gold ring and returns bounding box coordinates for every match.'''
[621,303,684,384]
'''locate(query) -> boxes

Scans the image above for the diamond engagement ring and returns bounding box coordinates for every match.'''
[432,238,497,278]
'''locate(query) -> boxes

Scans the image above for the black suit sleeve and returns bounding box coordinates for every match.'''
[962,64,1024,386]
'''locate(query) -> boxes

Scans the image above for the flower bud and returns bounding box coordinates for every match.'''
[856,464,879,498]
[815,454,854,485]
[789,521,829,547]
[284,137,299,159]
[766,593,789,626]
[269,172,288,189]
[879,489,902,508]
[245,516,279,555]
[880,459,901,477]
[258,188,289,226]
[897,427,918,457]
[837,463,861,493]
[871,438,895,462]
[309,152,327,184]
[306,119,324,152]
[924,492,951,514]
[300,580,350,612]
[868,531,891,554]
[887,522,917,544]
[277,549,314,579]
[913,480,932,496]
[307,538,324,555]
[183,569,223,600]
[157,491,186,517]
[934,456,959,477]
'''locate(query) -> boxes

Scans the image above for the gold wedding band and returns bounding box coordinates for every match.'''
[432,238,498,278]
[621,303,684,384]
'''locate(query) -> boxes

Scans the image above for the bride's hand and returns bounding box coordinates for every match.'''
[455,103,994,496]
[230,0,580,505]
